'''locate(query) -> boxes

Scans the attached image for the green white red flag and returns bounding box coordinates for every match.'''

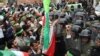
[0,50,29,56]
[43,0,56,56]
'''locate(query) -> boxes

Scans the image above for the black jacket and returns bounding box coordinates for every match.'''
[90,46,100,56]
[30,53,41,56]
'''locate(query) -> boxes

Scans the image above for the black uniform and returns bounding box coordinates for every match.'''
[54,24,66,56]
[90,46,100,56]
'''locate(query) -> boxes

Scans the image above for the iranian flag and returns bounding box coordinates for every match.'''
[43,0,56,56]
[0,50,29,56]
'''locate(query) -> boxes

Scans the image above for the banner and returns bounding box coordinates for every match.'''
[67,3,82,10]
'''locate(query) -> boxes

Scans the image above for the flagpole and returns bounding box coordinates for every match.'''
[40,25,44,55]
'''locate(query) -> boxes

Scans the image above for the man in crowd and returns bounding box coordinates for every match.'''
[30,40,41,56]
[7,38,19,51]
[90,35,100,56]
[0,1,99,56]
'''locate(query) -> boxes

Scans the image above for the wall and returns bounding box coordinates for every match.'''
[17,0,61,4]
[17,0,42,4]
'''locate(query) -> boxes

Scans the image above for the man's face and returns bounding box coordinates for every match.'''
[27,20,31,26]
[13,39,18,48]
[81,37,89,44]
[6,12,11,17]
[32,43,39,51]
[92,27,97,32]
[66,25,72,31]
[96,39,100,47]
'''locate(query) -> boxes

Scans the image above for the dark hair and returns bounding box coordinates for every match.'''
[54,14,59,19]
[60,14,66,18]
[7,39,15,49]
[30,40,38,47]
[20,46,30,52]
[50,14,59,21]
[56,4,59,10]
[0,45,6,50]
[42,11,45,16]
[81,36,91,43]
[26,17,31,20]
[19,5,24,11]
[42,54,48,56]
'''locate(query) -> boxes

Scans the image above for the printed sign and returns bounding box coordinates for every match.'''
[67,3,82,10]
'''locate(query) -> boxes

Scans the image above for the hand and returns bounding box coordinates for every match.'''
[37,49,41,54]
[28,31,33,36]
[0,25,3,28]
[52,19,58,26]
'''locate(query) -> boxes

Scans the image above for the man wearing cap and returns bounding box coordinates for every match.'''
[73,17,84,28]
[50,13,66,56]
[91,23,100,41]
[90,35,100,56]
[71,24,82,50]
[65,24,76,49]
[79,28,92,56]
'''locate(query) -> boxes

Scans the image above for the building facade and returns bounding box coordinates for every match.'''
[0,0,97,4]
[17,0,79,4]
[2,0,79,4]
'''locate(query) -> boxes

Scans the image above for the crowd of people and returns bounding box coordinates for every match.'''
[0,0,99,56]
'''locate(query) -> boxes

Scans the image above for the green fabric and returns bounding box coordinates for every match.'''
[29,14,33,17]
[43,0,50,12]
[0,50,16,56]
[4,46,8,50]
[21,16,26,21]
[17,38,25,47]
[43,0,51,50]
[52,3,57,9]
[10,7,15,15]
[0,9,6,16]
[16,29,23,36]
[2,11,5,16]
[67,51,73,56]
[40,8,44,13]
[18,17,23,23]
[26,13,33,17]
[24,38,30,46]
[43,12,50,50]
